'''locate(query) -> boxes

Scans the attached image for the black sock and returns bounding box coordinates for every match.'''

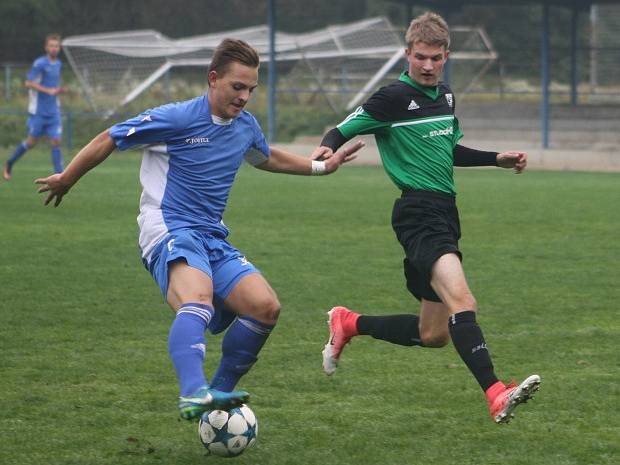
[357,314,422,346]
[448,311,498,391]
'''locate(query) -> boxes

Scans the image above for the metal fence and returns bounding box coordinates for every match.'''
[2,4,619,149]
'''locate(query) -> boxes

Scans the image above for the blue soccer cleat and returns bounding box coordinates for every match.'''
[178,385,250,421]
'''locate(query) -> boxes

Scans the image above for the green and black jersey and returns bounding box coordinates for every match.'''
[336,71,463,195]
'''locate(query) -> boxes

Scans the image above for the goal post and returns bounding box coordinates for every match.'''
[62,18,497,115]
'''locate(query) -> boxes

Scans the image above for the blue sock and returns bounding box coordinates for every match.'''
[210,316,274,392]
[51,146,63,173]
[7,142,29,165]
[168,303,214,397]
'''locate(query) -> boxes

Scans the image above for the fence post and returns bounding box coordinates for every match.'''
[4,64,11,101]
[570,6,579,106]
[541,4,550,149]
[267,0,277,143]
[65,111,73,153]
[164,69,171,100]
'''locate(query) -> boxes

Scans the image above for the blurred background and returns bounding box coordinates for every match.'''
[1,0,619,169]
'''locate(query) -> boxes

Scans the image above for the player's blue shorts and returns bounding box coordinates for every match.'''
[27,113,62,139]
[146,229,259,333]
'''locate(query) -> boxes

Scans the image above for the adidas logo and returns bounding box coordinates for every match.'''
[407,99,420,110]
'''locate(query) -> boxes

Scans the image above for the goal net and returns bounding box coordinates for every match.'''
[62,17,496,115]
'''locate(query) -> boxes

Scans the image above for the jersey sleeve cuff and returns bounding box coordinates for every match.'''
[320,127,350,151]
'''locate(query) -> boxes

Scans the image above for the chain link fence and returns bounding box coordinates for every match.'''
[2,4,619,150]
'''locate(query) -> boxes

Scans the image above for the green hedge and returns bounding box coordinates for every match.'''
[1,102,343,151]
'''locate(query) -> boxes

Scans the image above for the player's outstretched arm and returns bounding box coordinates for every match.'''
[309,127,352,161]
[35,130,117,207]
[256,140,364,175]
[497,151,528,174]
[453,145,527,174]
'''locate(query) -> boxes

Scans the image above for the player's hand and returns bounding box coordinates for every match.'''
[310,146,334,161]
[35,173,71,207]
[48,87,68,96]
[324,140,365,174]
[497,151,527,174]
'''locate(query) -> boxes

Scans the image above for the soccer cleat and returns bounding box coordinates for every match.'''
[487,374,541,424]
[322,306,359,375]
[178,385,250,421]
[2,162,11,181]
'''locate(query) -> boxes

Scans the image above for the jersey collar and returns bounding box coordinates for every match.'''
[203,94,234,125]
[212,114,233,126]
[399,72,440,100]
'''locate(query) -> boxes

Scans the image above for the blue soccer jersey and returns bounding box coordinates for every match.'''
[27,55,62,117]
[108,95,270,263]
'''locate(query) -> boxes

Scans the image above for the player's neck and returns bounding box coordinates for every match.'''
[206,93,235,123]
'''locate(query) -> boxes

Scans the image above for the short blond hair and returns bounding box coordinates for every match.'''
[45,33,62,45]
[405,12,450,49]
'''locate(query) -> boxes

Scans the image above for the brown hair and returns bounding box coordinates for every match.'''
[208,38,260,77]
[405,12,450,49]
[45,33,62,44]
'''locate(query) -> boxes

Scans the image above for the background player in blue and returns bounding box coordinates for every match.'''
[35,39,363,421]
[3,34,66,181]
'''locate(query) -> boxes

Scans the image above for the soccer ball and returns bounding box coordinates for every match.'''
[198,404,258,457]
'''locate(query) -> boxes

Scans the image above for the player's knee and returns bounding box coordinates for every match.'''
[451,292,477,313]
[249,295,281,324]
[196,294,214,306]
[169,291,214,311]
[463,293,477,311]
[259,296,282,324]
[420,329,450,348]
[262,297,281,323]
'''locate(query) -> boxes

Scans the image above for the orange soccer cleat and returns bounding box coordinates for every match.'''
[487,374,541,424]
[321,306,360,375]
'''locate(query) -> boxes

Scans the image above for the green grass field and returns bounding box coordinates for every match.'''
[1,148,619,465]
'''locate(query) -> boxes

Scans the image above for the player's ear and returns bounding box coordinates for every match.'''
[207,70,218,87]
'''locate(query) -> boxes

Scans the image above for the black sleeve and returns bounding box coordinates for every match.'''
[320,127,350,151]
[453,144,498,167]
[362,87,396,122]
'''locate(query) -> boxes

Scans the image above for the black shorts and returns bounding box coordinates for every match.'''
[391,190,462,302]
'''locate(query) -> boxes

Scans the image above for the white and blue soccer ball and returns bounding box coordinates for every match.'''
[198,404,257,457]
